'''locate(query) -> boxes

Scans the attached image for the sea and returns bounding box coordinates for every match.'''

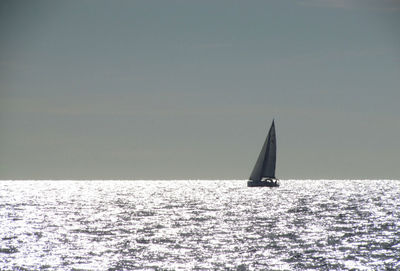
[0,180,399,270]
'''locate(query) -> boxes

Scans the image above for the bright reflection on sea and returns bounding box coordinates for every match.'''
[0,180,399,270]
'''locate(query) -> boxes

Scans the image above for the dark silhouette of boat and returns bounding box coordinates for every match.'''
[247,120,279,187]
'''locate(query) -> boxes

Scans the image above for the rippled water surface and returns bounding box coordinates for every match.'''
[1,180,399,270]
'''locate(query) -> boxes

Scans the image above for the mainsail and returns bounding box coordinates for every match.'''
[249,120,276,182]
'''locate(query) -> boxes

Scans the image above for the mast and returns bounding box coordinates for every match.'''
[249,120,276,182]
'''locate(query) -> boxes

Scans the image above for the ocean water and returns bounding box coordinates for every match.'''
[0,180,399,270]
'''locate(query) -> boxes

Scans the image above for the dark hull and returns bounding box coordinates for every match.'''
[247,180,279,187]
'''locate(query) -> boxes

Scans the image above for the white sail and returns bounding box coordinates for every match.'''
[249,120,276,182]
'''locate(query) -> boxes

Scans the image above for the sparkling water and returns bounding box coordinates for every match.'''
[1,180,399,270]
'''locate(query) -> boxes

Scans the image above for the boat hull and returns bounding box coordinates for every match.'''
[247,180,279,187]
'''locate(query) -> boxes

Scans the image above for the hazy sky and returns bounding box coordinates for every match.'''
[1,0,399,179]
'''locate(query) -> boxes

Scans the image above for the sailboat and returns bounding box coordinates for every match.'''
[247,120,279,187]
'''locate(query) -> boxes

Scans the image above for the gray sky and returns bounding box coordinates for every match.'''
[1,0,399,179]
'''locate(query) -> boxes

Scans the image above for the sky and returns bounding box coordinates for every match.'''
[1,0,399,179]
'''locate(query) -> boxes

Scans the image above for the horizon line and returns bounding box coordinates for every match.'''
[1,179,398,181]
